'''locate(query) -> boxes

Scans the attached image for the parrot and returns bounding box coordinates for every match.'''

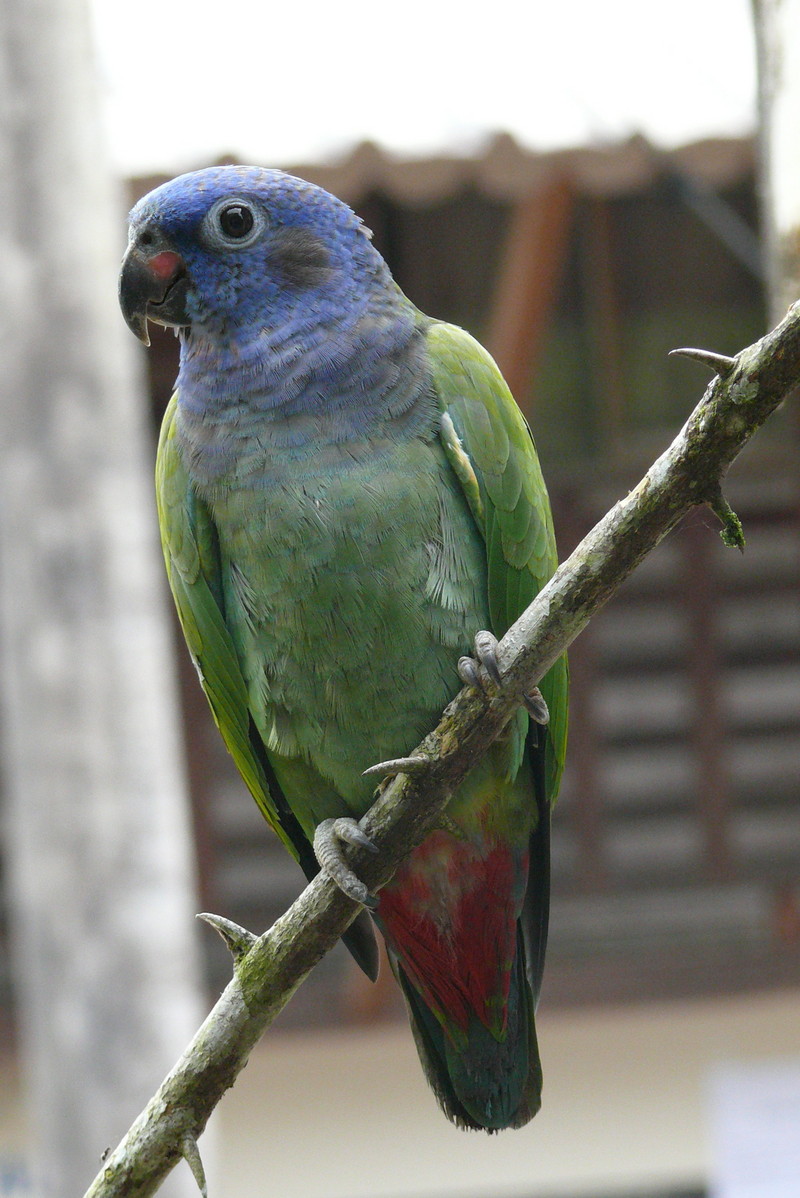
[118,165,568,1132]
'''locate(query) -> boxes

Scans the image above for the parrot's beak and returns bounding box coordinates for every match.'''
[119,232,189,346]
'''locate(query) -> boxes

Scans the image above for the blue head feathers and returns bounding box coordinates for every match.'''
[120,166,430,466]
[125,165,392,341]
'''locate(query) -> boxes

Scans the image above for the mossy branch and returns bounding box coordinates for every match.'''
[84,304,800,1198]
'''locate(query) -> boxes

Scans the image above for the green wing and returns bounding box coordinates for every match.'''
[155,394,300,861]
[428,321,568,805]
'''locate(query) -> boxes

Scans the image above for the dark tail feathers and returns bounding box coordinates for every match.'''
[395,935,542,1131]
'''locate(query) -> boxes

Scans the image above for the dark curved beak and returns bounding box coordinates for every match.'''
[118,234,189,346]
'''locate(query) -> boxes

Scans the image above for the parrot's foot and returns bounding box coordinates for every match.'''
[458,629,503,689]
[458,630,550,725]
[362,754,429,779]
[314,818,379,909]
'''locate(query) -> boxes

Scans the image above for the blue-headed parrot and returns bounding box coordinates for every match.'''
[119,167,567,1130]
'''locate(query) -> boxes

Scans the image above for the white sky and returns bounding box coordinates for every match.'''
[90,0,758,177]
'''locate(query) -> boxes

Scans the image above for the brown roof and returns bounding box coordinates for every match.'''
[130,133,756,205]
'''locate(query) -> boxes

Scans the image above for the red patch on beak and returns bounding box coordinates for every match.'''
[147,251,182,281]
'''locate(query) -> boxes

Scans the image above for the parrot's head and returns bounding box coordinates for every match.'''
[119,166,387,347]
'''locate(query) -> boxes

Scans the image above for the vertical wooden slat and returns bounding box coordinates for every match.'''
[580,198,627,458]
[774,885,800,946]
[567,632,608,894]
[342,940,398,1024]
[558,491,608,893]
[682,513,732,880]
[486,175,575,404]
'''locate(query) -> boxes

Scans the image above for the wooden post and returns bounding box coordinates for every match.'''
[580,198,628,459]
[486,175,575,405]
[753,0,800,319]
[0,2,205,1195]
[682,514,732,881]
[559,492,608,894]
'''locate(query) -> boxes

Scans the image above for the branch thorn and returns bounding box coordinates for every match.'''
[181,1134,208,1198]
[362,755,430,779]
[197,913,257,959]
[669,347,737,377]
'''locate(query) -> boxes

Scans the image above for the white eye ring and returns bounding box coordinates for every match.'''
[201,196,266,250]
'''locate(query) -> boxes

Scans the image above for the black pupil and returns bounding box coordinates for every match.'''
[219,204,254,239]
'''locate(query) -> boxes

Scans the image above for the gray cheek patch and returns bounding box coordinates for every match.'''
[269,227,333,289]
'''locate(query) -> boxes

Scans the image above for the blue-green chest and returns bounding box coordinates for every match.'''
[206,437,488,804]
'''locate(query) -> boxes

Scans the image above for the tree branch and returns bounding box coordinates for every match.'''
[84,303,800,1198]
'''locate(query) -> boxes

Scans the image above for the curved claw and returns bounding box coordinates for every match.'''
[313,818,379,909]
[474,630,503,686]
[461,632,549,726]
[458,655,481,689]
[523,687,550,724]
[458,629,504,694]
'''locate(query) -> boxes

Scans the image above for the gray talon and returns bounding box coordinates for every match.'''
[458,655,481,688]
[524,687,550,724]
[336,820,379,854]
[314,818,379,908]
[461,631,549,725]
[474,630,503,686]
[459,630,503,694]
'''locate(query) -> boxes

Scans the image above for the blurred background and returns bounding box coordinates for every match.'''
[0,1,799,1197]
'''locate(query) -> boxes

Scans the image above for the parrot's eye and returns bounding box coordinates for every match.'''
[201,196,265,250]
[218,204,254,240]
